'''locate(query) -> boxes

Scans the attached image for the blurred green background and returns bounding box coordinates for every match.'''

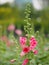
[0,0,49,65]
[0,0,49,37]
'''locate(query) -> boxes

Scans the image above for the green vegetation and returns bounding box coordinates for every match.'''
[0,2,49,65]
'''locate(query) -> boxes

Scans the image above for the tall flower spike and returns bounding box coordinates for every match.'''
[24,3,34,37]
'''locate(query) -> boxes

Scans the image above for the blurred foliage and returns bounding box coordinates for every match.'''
[0,2,49,65]
[0,2,49,35]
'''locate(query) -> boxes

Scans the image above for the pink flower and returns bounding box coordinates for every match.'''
[1,35,13,47]
[10,59,16,63]
[20,51,25,57]
[22,59,29,65]
[19,37,27,46]
[15,29,22,36]
[8,24,15,31]
[23,47,30,53]
[33,50,38,55]
[29,45,35,50]
[30,36,37,45]
[30,36,37,50]
[20,46,30,57]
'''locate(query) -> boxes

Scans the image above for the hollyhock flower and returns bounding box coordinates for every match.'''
[19,37,27,46]
[30,36,37,45]
[15,29,22,36]
[20,46,30,57]
[30,36,37,50]
[29,41,37,50]
[20,47,30,57]
[22,59,29,65]
[0,35,15,48]
[8,24,15,31]
[20,51,25,57]
[1,35,11,47]
[10,59,16,63]
[33,50,38,55]
[29,45,35,51]
[23,47,30,53]
[21,45,27,49]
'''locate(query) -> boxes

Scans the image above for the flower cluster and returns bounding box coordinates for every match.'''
[1,35,11,47]
[0,24,22,47]
[19,36,38,65]
[8,24,22,36]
